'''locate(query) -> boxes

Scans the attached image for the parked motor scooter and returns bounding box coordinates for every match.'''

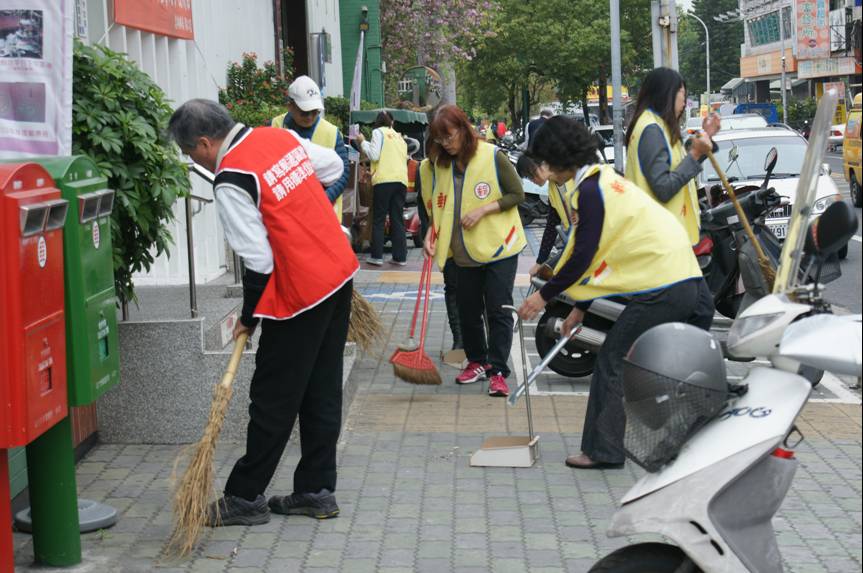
[588,199,860,572]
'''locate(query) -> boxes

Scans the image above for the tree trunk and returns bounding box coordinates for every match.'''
[598,65,609,124]
[440,62,457,104]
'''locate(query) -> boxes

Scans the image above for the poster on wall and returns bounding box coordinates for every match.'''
[796,0,831,60]
[114,0,194,40]
[0,1,72,158]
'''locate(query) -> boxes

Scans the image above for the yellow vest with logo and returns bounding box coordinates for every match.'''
[429,141,527,270]
[370,127,408,186]
[271,113,344,221]
[547,178,577,231]
[625,109,700,245]
[554,164,701,302]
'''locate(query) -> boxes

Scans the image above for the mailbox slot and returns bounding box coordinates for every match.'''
[78,193,100,223]
[97,189,115,217]
[44,200,69,231]
[19,204,49,237]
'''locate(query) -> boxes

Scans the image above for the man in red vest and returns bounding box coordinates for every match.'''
[169,99,360,526]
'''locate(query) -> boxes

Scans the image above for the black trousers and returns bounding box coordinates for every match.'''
[443,259,462,349]
[371,182,407,262]
[455,256,519,377]
[224,281,353,501]
[582,278,714,464]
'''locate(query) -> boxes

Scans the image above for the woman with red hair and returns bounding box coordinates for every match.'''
[423,105,526,397]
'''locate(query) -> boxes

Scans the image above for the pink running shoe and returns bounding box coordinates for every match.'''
[487,374,509,397]
[455,362,488,385]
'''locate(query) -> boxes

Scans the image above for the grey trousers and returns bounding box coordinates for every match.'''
[581,278,714,464]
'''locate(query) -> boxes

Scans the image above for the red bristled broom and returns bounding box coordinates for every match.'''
[390,254,442,385]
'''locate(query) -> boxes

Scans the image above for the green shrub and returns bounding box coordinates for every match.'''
[72,39,190,306]
[219,51,294,127]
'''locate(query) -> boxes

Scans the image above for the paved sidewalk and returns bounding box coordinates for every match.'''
[11,241,863,572]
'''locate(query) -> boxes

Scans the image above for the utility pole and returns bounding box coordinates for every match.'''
[651,0,679,69]
[779,5,788,124]
[611,0,624,171]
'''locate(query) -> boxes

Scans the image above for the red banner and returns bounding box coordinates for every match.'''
[114,0,194,40]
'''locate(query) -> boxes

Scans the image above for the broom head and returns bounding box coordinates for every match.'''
[349,289,384,354]
[390,347,442,385]
[165,381,233,557]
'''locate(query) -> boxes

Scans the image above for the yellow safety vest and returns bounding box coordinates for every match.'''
[554,164,702,302]
[429,141,527,270]
[370,127,408,186]
[625,109,700,245]
[271,113,344,221]
[418,158,434,213]
[547,178,577,231]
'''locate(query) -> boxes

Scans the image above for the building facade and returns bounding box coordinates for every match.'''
[739,0,861,112]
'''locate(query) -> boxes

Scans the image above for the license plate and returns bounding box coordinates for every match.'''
[768,223,787,239]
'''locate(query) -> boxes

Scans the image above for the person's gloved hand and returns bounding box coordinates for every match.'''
[689,133,713,161]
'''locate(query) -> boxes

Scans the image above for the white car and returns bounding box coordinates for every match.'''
[828,124,844,150]
[698,127,842,251]
[718,113,769,131]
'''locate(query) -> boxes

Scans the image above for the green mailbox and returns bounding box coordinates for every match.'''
[34,155,119,404]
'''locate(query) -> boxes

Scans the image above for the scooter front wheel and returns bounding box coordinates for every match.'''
[535,303,599,378]
[590,542,702,573]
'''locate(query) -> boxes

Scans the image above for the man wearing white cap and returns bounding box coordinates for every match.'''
[272,76,350,222]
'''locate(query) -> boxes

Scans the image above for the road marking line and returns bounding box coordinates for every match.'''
[852,235,861,243]
[819,372,862,405]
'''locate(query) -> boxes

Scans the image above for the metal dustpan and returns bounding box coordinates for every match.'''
[470,305,562,468]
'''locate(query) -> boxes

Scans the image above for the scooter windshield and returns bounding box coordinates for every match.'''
[773,89,839,293]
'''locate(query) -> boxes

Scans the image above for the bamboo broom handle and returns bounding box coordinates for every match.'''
[219,332,249,389]
[706,150,770,264]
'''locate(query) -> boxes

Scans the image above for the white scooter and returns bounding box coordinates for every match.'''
[588,200,860,572]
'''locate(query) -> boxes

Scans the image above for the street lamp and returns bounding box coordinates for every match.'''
[684,12,710,101]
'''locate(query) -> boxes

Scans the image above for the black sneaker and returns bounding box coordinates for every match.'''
[268,489,340,519]
[206,494,270,526]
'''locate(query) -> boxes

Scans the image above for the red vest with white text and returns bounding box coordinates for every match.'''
[218,127,359,319]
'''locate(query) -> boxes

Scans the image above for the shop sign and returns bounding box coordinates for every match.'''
[114,0,194,40]
[798,56,859,78]
[796,0,830,60]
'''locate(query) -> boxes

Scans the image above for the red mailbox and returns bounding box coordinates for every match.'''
[0,163,69,448]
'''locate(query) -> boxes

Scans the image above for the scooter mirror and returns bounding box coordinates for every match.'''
[763,147,778,174]
[807,201,858,257]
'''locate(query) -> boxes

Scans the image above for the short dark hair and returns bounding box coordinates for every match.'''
[168,99,235,149]
[515,153,539,180]
[625,67,686,147]
[373,111,394,129]
[527,116,597,172]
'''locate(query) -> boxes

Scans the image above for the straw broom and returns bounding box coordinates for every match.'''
[706,150,776,290]
[348,288,384,354]
[165,332,248,558]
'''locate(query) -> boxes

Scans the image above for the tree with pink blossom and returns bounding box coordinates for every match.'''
[380,0,495,104]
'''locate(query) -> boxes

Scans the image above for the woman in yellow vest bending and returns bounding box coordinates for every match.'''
[357,111,409,265]
[516,153,578,277]
[424,105,526,398]
[518,116,714,469]
[624,67,720,246]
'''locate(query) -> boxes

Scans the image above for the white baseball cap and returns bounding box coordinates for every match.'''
[288,75,324,111]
